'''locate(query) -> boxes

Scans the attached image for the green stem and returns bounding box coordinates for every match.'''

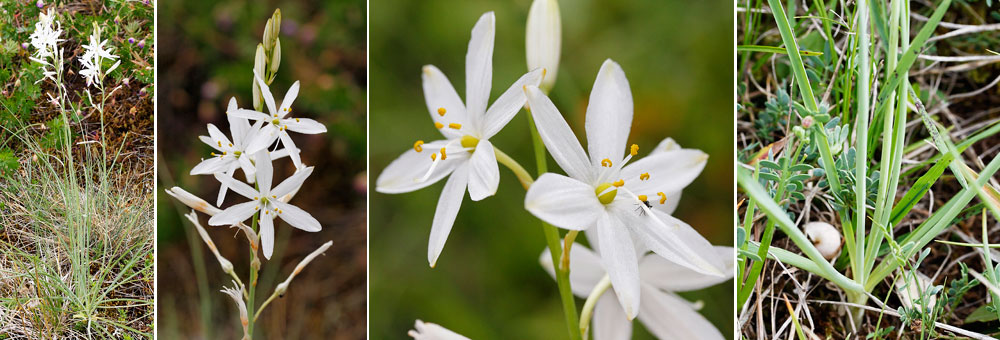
[579,275,612,337]
[247,211,260,339]
[494,148,534,190]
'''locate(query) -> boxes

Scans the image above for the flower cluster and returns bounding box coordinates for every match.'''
[78,25,121,88]
[382,1,732,338]
[28,8,63,83]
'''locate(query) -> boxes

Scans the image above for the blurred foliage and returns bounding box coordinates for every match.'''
[369,0,733,339]
[156,0,366,338]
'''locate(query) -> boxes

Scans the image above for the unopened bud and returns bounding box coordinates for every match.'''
[269,39,281,75]
[526,0,561,92]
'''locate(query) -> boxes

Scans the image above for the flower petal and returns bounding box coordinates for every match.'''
[283,117,327,134]
[215,167,237,207]
[253,70,278,116]
[466,139,499,201]
[622,148,707,195]
[524,85,592,182]
[238,154,257,184]
[255,150,273,193]
[464,11,495,131]
[640,246,734,292]
[206,123,232,148]
[272,166,314,198]
[271,200,322,232]
[480,68,544,138]
[246,124,279,154]
[190,156,230,176]
[226,98,250,146]
[278,131,303,168]
[422,65,467,140]
[428,166,469,267]
[585,59,633,168]
[213,172,260,200]
[278,81,300,118]
[596,213,641,319]
[230,108,270,122]
[208,201,259,226]
[375,140,461,194]
[539,243,606,296]
[525,173,603,231]
[199,135,223,152]
[651,137,681,154]
[637,286,725,340]
[625,207,726,277]
[593,292,633,340]
[260,212,276,259]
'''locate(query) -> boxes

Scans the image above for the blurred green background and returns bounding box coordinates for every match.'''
[156,0,366,338]
[370,0,733,338]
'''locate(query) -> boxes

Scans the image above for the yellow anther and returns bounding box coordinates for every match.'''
[272,195,277,199]
[437,107,447,116]
[295,118,300,122]
[460,135,479,149]
[254,196,259,200]
[630,144,639,156]
[612,179,624,187]
[413,140,425,152]
[255,206,259,210]
[217,141,222,147]
[601,159,612,167]
[448,123,462,130]
[638,194,648,202]
[279,210,283,214]
[657,192,667,204]
[435,122,444,129]
[228,143,233,147]
[640,173,650,181]
[431,153,438,161]
[440,147,448,160]
[210,152,218,156]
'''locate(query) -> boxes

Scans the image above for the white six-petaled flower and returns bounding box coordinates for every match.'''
[230,71,327,168]
[375,11,544,267]
[78,25,120,87]
[28,8,63,82]
[541,244,733,340]
[208,150,321,259]
[522,59,724,318]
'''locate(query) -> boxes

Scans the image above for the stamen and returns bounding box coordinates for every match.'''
[640,173,650,181]
[217,141,222,147]
[448,123,462,130]
[630,144,639,156]
[228,143,233,147]
[437,107,446,116]
[612,179,624,187]
[295,118,300,122]
[431,153,437,161]
[439,147,448,160]
[413,140,424,152]
[435,122,444,129]
[601,159,612,167]
[657,192,666,204]
[638,194,648,201]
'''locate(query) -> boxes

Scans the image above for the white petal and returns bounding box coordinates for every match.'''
[283,117,327,134]
[639,246,734,292]
[465,11,495,131]
[260,212,276,259]
[658,190,682,215]
[278,81,300,117]
[226,98,250,146]
[652,137,681,154]
[215,167,238,207]
[626,208,726,277]
[622,149,707,195]
[375,141,461,194]
[206,123,233,147]
[253,70,278,116]
[246,124,279,154]
[278,131,303,168]
[190,157,230,175]
[585,59,633,168]
[230,108,270,122]
[408,320,471,340]
[272,167,314,199]
[525,173,602,231]
[637,287,725,340]
[272,200,322,232]
[480,68,544,138]
[466,139,499,201]
[166,187,222,215]
[592,292,633,340]
[422,65,467,140]
[238,155,256,184]
[213,172,259,200]
[539,243,606,296]
[524,85,592,182]
[596,213,641,319]
[254,150,274,193]
[199,135,223,152]
[208,201,259,226]
[428,166,468,267]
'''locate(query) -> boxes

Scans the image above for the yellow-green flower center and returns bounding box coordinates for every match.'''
[595,183,618,205]
[272,118,281,125]
[460,135,480,149]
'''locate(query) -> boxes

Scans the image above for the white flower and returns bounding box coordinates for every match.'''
[541,244,732,339]
[522,59,724,318]
[374,12,545,267]
[192,98,269,205]
[78,26,120,87]
[407,320,469,340]
[526,0,561,91]
[208,150,321,259]
[28,9,62,82]
[230,71,327,168]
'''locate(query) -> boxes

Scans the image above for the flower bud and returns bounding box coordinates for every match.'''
[526,0,561,92]
[269,38,282,75]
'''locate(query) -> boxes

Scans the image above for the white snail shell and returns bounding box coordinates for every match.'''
[804,221,842,260]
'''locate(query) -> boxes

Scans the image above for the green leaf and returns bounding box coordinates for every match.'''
[890,153,952,226]
[965,304,1000,323]
[737,44,824,56]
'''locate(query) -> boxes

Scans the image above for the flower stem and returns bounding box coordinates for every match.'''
[527,113,583,340]
[494,148,534,190]
[579,275,612,337]
[247,211,260,339]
